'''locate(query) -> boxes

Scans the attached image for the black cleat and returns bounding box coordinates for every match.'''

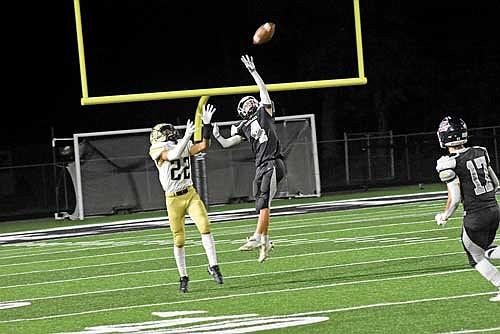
[179,276,189,293]
[207,265,224,284]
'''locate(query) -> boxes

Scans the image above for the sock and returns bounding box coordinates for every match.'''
[485,246,500,260]
[253,233,262,243]
[201,233,217,267]
[262,234,269,245]
[173,246,187,277]
[475,259,500,288]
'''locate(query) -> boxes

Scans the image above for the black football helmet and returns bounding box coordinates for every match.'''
[237,96,259,119]
[150,123,179,144]
[436,116,467,149]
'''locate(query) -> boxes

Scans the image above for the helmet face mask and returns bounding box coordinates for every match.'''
[437,116,467,149]
[237,96,258,119]
[150,123,179,144]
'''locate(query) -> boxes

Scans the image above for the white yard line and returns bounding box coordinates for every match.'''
[0,203,445,255]
[2,251,464,300]
[0,218,460,268]
[1,268,495,324]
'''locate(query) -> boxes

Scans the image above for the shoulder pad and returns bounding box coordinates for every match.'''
[436,155,456,172]
[436,155,457,183]
[230,123,242,136]
[439,169,457,183]
[149,142,166,161]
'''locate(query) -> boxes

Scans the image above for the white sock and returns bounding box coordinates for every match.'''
[173,246,187,277]
[253,233,262,243]
[262,235,269,245]
[475,259,500,288]
[201,233,217,267]
[485,246,500,260]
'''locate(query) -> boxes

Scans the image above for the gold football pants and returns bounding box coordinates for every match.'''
[165,186,211,247]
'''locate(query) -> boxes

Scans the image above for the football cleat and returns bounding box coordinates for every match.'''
[238,236,261,251]
[207,265,224,284]
[490,290,500,302]
[258,241,274,263]
[179,276,189,293]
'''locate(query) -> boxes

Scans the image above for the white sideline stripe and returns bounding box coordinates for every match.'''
[0,219,459,268]
[0,268,494,324]
[0,237,463,289]
[0,205,442,257]
[2,251,464,301]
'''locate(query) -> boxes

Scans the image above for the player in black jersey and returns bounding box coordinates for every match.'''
[213,55,286,263]
[435,116,500,302]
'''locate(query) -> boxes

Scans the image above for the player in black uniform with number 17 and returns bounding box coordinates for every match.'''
[213,54,286,263]
[435,116,500,302]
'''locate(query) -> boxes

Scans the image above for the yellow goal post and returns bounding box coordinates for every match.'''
[72,0,367,140]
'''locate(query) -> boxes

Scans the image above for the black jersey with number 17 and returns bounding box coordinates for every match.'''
[436,146,498,214]
[235,103,283,167]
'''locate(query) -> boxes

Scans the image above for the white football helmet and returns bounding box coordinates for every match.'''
[150,123,179,144]
[237,96,259,119]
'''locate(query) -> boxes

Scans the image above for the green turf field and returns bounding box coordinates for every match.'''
[1,190,499,333]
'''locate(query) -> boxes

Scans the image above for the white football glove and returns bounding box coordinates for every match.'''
[241,54,256,72]
[201,103,216,125]
[212,123,220,138]
[435,213,448,226]
[183,119,196,139]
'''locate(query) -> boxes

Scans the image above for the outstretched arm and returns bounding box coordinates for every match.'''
[164,119,196,161]
[241,55,272,115]
[190,103,216,155]
[212,123,244,148]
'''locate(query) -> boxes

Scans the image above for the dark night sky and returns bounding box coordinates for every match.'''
[5,1,500,153]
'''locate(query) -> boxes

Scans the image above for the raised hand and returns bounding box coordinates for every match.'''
[183,119,196,138]
[201,104,216,124]
[241,54,256,73]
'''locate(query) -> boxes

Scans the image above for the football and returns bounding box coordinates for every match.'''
[252,22,276,45]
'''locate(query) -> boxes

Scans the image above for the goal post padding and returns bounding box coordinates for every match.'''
[68,114,320,219]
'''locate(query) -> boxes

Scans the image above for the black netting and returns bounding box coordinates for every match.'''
[72,116,318,218]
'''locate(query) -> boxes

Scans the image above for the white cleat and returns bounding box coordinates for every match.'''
[258,241,274,263]
[238,236,261,251]
[489,290,500,302]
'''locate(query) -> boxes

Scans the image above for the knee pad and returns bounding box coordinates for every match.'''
[197,219,211,234]
[255,192,270,212]
[173,230,186,248]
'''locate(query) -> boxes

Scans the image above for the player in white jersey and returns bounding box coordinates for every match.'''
[149,104,223,293]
